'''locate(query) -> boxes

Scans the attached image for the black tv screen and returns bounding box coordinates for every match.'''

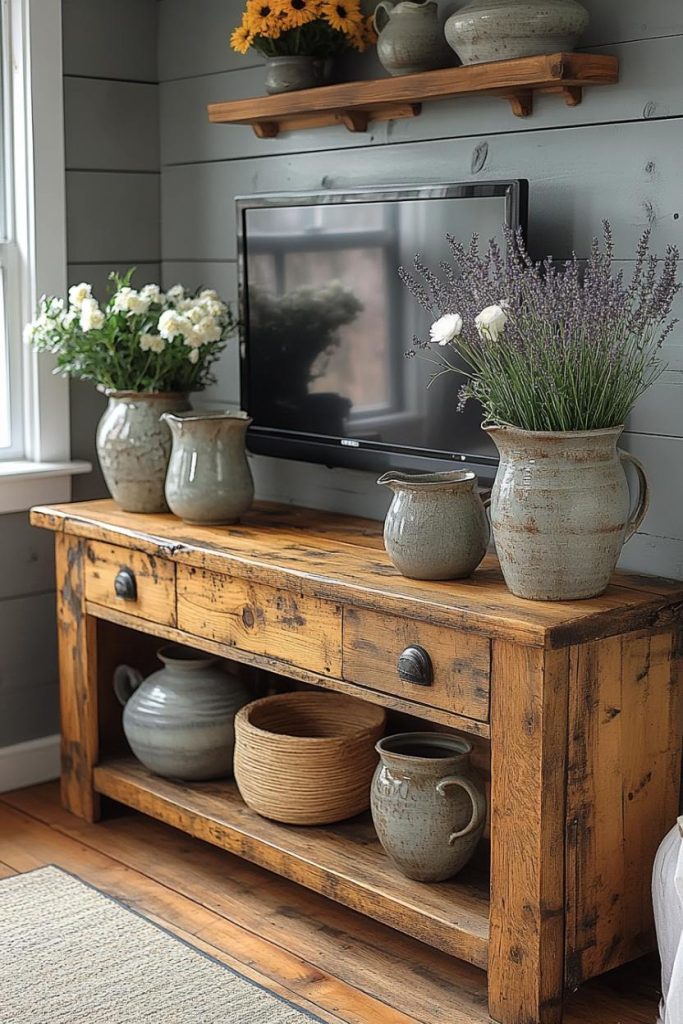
[238,181,528,477]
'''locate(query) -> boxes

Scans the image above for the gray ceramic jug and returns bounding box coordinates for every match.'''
[162,410,254,525]
[371,733,487,882]
[374,0,453,76]
[114,645,250,781]
[378,469,489,580]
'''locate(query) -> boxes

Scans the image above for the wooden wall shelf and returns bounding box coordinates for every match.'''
[207,52,619,137]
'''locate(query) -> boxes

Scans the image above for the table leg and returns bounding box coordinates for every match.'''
[55,533,100,822]
[488,642,568,1024]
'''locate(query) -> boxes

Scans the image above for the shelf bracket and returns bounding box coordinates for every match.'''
[339,109,369,133]
[561,85,583,107]
[507,91,533,118]
[252,120,279,139]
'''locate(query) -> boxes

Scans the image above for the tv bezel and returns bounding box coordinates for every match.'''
[236,179,528,479]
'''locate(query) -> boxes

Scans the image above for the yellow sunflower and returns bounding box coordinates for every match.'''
[323,0,363,35]
[230,20,253,54]
[348,15,376,51]
[246,0,283,38]
[282,0,318,27]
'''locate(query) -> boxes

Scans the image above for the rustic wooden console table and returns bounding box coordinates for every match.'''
[33,499,683,1024]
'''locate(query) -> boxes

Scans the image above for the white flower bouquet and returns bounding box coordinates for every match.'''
[25,270,236,393]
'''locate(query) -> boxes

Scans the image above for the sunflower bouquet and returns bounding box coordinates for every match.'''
[231,0,375,57]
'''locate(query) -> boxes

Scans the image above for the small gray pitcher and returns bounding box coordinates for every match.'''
[371,732,487,882]
[378,469,489,580]
[162,410,254,525]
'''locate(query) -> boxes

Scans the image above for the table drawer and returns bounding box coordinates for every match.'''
[177,566,342,676]
[342,608,490,722]
[84,541,176,626]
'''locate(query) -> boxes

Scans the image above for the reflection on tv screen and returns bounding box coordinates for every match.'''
[244,197,511,462]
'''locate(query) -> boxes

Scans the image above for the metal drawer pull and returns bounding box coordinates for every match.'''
[114,568,137,601]
[397,645,433,687]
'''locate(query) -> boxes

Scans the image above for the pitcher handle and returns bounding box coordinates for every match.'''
[619,450,649,542]
[436,775,487,844]
[373,0,395,35]
[113,664,144,707]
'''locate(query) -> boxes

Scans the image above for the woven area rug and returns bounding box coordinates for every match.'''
[0,865,323,1023]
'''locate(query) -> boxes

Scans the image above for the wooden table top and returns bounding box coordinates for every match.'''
[32,499,683,649]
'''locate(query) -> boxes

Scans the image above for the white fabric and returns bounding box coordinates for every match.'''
[653,820,683,1024]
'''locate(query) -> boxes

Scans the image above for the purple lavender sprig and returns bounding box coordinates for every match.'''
[400,223,681,432]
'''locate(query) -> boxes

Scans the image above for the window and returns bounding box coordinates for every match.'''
[0,0,88,510]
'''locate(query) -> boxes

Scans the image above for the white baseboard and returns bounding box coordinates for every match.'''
[0,734,60,793]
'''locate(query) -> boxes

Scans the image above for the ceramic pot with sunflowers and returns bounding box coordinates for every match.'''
[230,0,376,96]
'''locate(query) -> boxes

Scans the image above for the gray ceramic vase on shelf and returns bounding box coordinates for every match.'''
[444,0,589,65]
[162,410,254,525]
[374,0,454,76]
[114,645,250,781]
[371,732,487,882]
[486,425,649,601]
[96,391,191,514]
[264,56,328,94]
[378,469,489,580]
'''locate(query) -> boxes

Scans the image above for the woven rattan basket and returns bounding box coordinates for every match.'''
[234,691,386,825]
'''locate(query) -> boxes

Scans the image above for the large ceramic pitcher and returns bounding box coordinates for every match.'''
[378,469,489,580]
[114,645,249,781]
[371,732,487,882]
[486,425,649,601]
[373,0,453,76]
[162,410,254,524]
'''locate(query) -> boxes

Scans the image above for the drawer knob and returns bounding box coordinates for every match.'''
[397,645,433,687]
[114,568,137,601]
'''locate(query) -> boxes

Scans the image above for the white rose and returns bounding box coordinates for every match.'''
[158,309,192,340]
[113,287,151,315]
[199,289,219,301]
[430,313,463,346]
[80,297,105,332]
[68,282,92,309]
[139,332,166,354]
[187,347,199,364]
[475,304,508,341]
[166,284,185,305]
[140,284,164,305]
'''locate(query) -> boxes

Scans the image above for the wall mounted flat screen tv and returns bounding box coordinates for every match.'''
[237,180,528,477]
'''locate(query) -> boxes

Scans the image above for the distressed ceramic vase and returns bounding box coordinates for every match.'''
[371,733,487,882]
[114,645,250,781]
[486,425,649,601]
[264,56,328,94]
[374,0,454,76]
[444,0,589,65]
[96,391,190,513]
[162,411,254,525]
[378,470,489,580]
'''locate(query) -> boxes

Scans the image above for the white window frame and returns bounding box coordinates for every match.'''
[0,0,89,513]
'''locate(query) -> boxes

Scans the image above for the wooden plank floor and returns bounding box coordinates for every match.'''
[0,782,661,1024]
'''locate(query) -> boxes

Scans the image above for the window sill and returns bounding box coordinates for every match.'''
[0,460,91,515]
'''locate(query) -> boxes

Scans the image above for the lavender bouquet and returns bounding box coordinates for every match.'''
[400,225,680,433]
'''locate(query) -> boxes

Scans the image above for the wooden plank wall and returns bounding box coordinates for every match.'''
[63,0,160,503]
[156,0,683,576]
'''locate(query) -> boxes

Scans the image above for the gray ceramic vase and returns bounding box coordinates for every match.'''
[486,425,649,601]
[444,0,589,65]
[378,469,489,580]
[96,391,191,513]
[162,410,254,525]
[374,0,454,76]
[264,56,327,94]
[371,733,487,882]
[114,645,250,781]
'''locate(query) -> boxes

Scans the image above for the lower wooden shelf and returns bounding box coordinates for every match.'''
[94,756,491,969]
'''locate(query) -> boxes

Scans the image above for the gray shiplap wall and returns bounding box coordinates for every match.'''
[0,0,159,749]
[158,0,683,577]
